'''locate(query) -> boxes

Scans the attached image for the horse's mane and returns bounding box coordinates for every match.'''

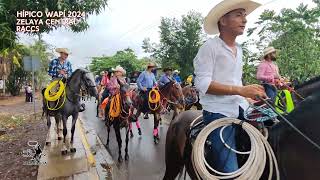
[67,68,89,83]
[295,75,320,89]
[160,81,175,91]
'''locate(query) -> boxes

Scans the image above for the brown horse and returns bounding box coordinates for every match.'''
[104,79,133,162]
[163,77,320,179]
[170,85,198,121]
[131,80,185,144]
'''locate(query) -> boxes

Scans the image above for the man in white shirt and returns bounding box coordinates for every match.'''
[194,0,266,173]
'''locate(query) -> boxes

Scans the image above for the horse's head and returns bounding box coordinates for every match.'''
[161,80,185,109]
[117,78,133,108]
[182,85,198,106]
[79,69,98,99]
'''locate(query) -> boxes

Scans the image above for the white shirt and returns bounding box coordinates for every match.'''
[193,36,249,118]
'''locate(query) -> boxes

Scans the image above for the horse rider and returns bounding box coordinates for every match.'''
[48,48,72,79]
[158,67,173,87]
[194,0,266,173]
[47,48,85,112]
[172,70,182,84]
[256,46,282,101]
[186,74,193,86]
[136,62,157,119]
[107,65,126,96]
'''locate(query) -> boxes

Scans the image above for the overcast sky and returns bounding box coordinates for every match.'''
[18,0,316,69]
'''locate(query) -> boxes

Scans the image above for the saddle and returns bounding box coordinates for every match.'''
[188,106,279,144]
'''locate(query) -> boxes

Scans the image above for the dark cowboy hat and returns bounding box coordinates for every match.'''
[162,67,173,72]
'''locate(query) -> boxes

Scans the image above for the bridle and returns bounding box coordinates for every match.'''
[67,71,96,104]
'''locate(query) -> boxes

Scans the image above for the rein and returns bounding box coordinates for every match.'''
[258,96,320,151]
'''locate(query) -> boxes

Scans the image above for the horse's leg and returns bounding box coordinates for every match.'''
[55,115,62,140]
[106,119,111,146]
[135,110,142,136]
[136,120,142,136]
[125,126,130,161]
[45,115,51,146]
[96,99,100,117]
[172,105,178,121]
[70,113,79,153]
[129,122,134,138]
[61,116,68,155]
[153,112,160,144]
[114,121,123,162]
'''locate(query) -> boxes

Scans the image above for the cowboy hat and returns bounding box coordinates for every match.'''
[163,67,173,72]
[112,65,126,75]
[147,62,156,68]
[263,46,278,57]
[173,70,180,74]
[204,0,261,35]
[55,48,71,55]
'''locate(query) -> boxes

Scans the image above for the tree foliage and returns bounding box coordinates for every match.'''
[89,48,149,76]
[0,0,108,51]
[142,11,205,79]
[245,1,320,83]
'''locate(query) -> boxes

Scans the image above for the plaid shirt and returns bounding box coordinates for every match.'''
[48,58,73,78]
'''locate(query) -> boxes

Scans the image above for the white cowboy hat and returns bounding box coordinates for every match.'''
[112,65,126,75]
[173,70,180,74]
[263,46,278,57]
[55,48,71,55]
[204,0,261,35]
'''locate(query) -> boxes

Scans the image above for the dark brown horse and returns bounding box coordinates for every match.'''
[164,76,320,179]
[104,79,133,162]
[131,80,185,144]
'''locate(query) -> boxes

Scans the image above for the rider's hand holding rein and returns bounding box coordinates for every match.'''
[206,81,267,100]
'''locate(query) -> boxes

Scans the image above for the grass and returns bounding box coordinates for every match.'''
[0,112,43,142]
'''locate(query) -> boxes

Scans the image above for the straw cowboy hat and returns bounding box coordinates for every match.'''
[204,0,261,35]
[147,62,156,68]
[173,70,180,74]
[112,65,126,75]
[263,46,278,57]
[55,48,71,55]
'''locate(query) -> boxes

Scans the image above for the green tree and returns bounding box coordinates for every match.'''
[0,0,108,51]
[28,38,53,89]
[89,48,148,76]
[245,1,320,83]
[143,11,205,79]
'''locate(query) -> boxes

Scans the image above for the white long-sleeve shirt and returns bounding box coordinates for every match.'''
[193,36,249,118]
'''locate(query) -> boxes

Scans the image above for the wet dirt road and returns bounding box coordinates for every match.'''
[80,100,172,180]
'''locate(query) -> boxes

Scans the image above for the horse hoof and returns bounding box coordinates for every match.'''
[57,137,62,140]
[118,156,123,163]
[70,148,76,153]
[138,129,142,136]
[125,154,129,161]
[130,133,134,138]
[45,142,51,146]
[154,137,159,144]
[61,150,68,155]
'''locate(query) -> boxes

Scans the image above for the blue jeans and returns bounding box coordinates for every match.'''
[203,107,245,173]
[263,84,277,101]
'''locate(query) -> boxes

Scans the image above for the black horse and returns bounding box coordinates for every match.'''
[104,79,133,162]
[163,76,320,179]
[42,69,98,154]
